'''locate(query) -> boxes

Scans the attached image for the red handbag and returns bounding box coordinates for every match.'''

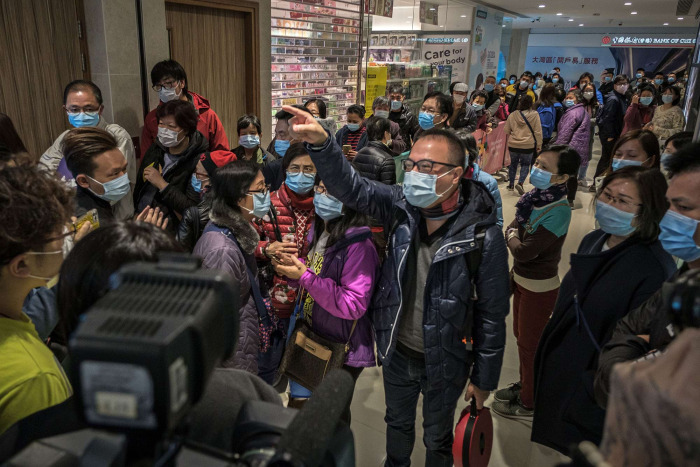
[453,397,493,467]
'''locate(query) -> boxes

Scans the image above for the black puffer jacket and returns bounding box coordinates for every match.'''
[352,141,396,185]
[388,106,420,149]
[176,195,212,252]
[450,104,478,132]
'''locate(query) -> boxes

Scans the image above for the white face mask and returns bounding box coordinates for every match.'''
[158,84,182,103]
[158,127,185,148]
[614,84,629,94]
[375,110,390,119]
[453,95,466,105]
[25,250,63,282]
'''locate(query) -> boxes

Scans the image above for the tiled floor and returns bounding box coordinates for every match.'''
[348,143,603,466]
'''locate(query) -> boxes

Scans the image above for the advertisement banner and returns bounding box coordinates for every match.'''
[365,66,388,108]
[601,34,696,48]
[365,0,394,18]
[468,7,504,89]
[525,47,617,86]
[421,36,470,83]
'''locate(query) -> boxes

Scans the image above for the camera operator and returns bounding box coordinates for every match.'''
[594,142,700,407]
[0,166,75,434]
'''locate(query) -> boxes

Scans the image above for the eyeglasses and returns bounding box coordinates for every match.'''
[402,159,459,174]
[152,80,179,92]
[247,184,270,196]
[600,190,642,209]
[287,167,316,176]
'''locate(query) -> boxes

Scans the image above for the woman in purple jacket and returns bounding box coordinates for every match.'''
[275,180,379,423]
[554,89,590,208]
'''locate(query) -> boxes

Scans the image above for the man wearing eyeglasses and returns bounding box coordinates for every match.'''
[39,80,137,221]
[141,60,229,159]
[282,106,509,467]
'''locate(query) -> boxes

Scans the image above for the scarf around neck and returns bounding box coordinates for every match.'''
[515,184,568,226]
[420,186,464,220]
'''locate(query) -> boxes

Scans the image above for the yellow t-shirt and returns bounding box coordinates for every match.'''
[0,313,73,434]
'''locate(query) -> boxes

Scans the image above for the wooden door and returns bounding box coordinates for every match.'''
[165,1,259,147]
[0,0,88,159]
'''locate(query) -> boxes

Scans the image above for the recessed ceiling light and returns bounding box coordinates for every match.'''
[579,23,584,26]
[631,11,637,14]
[624,2,632,5]
[461,15,466,17]
[429,7,435,11]
[678,17,684,20]
[539,4,546,7]
[556,13,563,16]
[663,22,669,25]
[568,18,574,21]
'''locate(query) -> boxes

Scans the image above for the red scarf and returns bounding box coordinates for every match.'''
[420,187,463,220]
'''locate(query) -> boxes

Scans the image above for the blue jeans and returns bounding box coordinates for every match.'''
[508,149,533,186]
[257,317,289,385]
[383,345,461,467]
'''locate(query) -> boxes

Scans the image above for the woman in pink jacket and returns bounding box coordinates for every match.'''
[275,180,379,423]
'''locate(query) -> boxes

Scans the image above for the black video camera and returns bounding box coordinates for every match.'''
[664,268,700,332]
[5,256,355,466]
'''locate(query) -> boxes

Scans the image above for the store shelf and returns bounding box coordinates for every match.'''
[386,76,450,83]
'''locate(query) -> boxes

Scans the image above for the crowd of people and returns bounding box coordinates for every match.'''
[0,57,698,467]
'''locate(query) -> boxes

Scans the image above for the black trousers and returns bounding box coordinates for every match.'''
[594,136,617,178]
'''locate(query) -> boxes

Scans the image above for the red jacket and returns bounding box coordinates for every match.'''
[255,184,315,318]
[140,91,230,158]
[622,103,655,135]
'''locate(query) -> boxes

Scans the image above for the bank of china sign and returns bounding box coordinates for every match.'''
[601,35,696,48]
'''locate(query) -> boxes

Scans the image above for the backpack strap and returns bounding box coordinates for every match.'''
[519,110,539,153]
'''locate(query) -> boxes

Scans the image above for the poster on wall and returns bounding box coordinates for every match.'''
[419,2,439,25]
[421,36,470,83]
[365,0,394,18]
[365,66,388,108]
[525,47,617,86]
[468,7,503,89]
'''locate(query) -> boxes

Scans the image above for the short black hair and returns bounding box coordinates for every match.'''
[665,131,693,152]
[614,74,629,85]
[517,94,534,111]
[509,74,518,81]
[638,84,657,96]
[237,114,262,136]
[62,127,119,178]
[470,90,488,102]
[275,104,309,121]
[347,104,366,118]
[56,221,183,339]
[665,142,700,177]
[304,98,327,119]
[388,84,405,95]
[423,91,453,116]
[63,80,103,106]
[578,72,594,83]
[636,67,645,72]
[156,100,199,136]
[210,159,260,212]
[415,128,465,167]
[151,59,188,94]
[454,130,478,166]
[372,96,390,111]
[545,144,581,177]
[365,115,391,142]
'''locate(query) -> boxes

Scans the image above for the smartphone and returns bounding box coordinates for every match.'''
[342,144,352,155]
[75,209,100,232]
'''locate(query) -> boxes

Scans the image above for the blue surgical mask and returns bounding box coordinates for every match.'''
[347,123,361,132]
[640,96,654,106]
[239,134,260,149]
[313,192,343,221]
[88,173,130,202]
[68,111,100,128]
[418,111,435,130]
[501,83,507,88]
[484,84,495,92]
[552,78,559,84]
[375,110,390,119]
[564,99,575,108]
[595,200,637,236]
[403,169,455,208]
[654,79,663,86]
[245,191,271,219]
[604,76,612,82]
[668,77,676,83]
[612,158,643,171]
[661,94,674,104]
[191,174,203,193]
[661,152,673,169]
[391,100,402,111]
[510,78,516,85]
[472,103,484,111]
[530,167,554,190]
[659,210,700,262]
[286,172,315,195]
[532,84,537,91]
[636,73,643,79]
[274,139,290,157]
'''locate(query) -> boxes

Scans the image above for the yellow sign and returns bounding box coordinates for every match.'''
[365,66,388,109]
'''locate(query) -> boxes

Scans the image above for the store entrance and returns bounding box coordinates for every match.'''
[165,0,260,147]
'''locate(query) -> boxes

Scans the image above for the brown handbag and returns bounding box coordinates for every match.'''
[279,289,357,391]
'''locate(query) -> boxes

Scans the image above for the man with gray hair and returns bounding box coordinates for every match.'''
[357,96,407,156]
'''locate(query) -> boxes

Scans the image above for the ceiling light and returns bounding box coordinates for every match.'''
[539,4,546,7]
[678,17,684,20]
[568,18,574,21]
[461,15,466,17]
[579,23,584,26]
[556,13,562,16]
[624,2,631,5]
[631,11,637,15]
[429,7,435,11]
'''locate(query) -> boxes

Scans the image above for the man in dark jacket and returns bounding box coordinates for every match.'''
[63,127,130,225]
[358,96,407,157]
[282,105,510,467]
[388,84,420,150]
[593,75,630,178]
[594,144,700,407]
[449,82,478,131]
[352,116,396,185]
[598,68,615,98]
